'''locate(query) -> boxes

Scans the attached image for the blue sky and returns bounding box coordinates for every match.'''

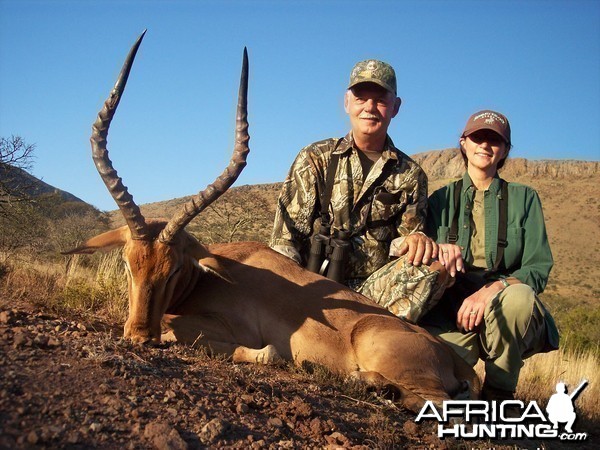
[1,0,599,211]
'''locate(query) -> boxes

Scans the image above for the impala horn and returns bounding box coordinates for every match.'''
[90,31,250,244]
[158,47,249,244]
[91,30,149,240]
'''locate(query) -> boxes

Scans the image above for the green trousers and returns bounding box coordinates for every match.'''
[357,258,558,392]
[422,283,557,392]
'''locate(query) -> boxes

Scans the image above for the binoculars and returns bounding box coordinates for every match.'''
[306,226,351,283]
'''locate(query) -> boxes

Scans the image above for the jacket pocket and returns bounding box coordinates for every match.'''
[368,189,406,227]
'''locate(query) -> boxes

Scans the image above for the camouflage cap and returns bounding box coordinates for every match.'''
[462,110,511,145]
[348,59,397,95]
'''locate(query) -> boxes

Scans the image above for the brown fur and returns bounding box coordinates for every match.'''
[66,222,480,413]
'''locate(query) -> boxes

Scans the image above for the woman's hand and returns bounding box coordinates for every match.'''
[437,243,464,277]
[456,280,507,332]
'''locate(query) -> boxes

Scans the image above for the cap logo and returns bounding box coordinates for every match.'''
[349,59,397,94]
[352,61,380,79]
[473,111,506,125]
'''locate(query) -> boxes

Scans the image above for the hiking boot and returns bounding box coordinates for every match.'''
[481,383,515,402]
[481,382,521,419]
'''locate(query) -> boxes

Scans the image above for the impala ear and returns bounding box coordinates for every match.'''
[197,256,235,284]
[61,226,129,255]
[186,238,234,284]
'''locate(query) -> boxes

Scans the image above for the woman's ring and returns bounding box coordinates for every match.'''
[469,311,477,316]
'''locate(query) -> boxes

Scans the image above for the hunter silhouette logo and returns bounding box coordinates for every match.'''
[546,380,588,434]
[415,379,589,441]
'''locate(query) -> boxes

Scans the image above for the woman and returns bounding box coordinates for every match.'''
[421,110,559,402]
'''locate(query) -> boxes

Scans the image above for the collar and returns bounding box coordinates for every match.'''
[336,132,400,163]
[462,172,503,195]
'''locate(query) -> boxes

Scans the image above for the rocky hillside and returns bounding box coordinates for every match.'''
[412,148,599,182]
[121,149,600,222]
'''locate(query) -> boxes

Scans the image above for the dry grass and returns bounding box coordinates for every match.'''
[474,346,599,421]
[0,250,127,323]
[518,347,599,421]
[60,250,128,323]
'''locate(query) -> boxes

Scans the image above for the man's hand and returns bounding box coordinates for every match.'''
[390,233,439,266]
[437,243,464,277]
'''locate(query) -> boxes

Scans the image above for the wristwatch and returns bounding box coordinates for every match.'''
[499,278,510,289]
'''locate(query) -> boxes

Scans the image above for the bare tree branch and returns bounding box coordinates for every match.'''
[0,135,37,216]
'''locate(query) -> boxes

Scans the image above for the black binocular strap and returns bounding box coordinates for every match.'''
[448,178,508,272]
[319,152,341,226]
[447,179,463,244]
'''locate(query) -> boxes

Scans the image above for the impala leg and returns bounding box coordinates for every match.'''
[349,370,428,413]
[233,344,282,364]
[161,314,282,365]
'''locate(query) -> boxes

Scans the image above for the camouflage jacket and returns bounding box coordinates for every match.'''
[270,132,428,280]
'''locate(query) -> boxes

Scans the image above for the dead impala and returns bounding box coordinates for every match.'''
[64,31,480,412]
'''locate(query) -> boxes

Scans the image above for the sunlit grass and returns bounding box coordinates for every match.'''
[475,346,599,421]
[1,251,127,324]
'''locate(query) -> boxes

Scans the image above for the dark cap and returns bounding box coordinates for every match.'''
[348,59,397,95]
[462,110,511,145]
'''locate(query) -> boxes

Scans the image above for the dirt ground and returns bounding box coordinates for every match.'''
[0,299,596,449]
[0,298,443,449]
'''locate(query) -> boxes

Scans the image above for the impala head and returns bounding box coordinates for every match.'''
[64,31,249,344]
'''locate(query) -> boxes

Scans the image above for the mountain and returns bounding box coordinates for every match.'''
[1,163,85,204]
[412,148,599,184]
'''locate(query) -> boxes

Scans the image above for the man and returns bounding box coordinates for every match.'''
[546,382,576,433]
[270,59,447,322]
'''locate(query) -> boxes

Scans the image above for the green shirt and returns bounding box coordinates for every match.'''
[426,172,553,294]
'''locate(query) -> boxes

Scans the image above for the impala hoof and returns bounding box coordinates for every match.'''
[256,344,282,364]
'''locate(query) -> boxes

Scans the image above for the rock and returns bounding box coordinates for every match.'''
[240,394,254,404]
[144,421,187,450]
[236,402,249,414]
[26,430,39,444]
[13,332,28,348]
[0,310,11,324]
[403,420,418,435]
[89,422,103,433]
[199,418,230,444]
[325,431,350,447]
[47,337,61,347]
[164,389,177,400]
[66,432,80,444]
[33,334,48,347]
[267,417,284,428]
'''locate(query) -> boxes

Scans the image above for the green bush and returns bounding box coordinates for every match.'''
[557,306,600,354]
[541,292,600,356]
